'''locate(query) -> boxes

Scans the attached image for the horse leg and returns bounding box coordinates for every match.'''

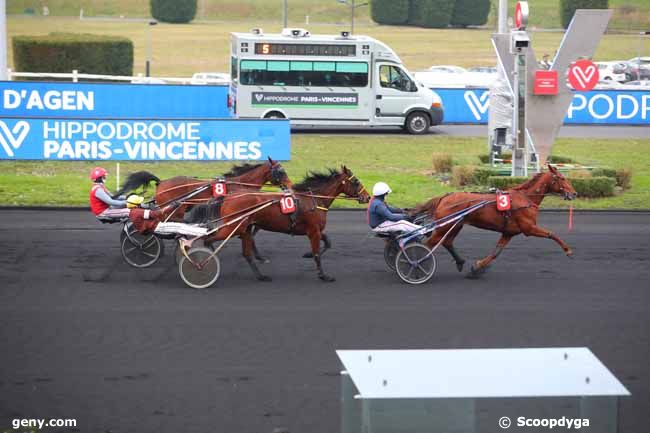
[425,225,466,272]
[521,224,573,257]
[467,234,512,279]
[302,233,332,258]
[250,225,270,264]
[308,231,335,282]
[241,231,272,282]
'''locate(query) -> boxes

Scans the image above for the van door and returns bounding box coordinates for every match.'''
[374,63,418,124]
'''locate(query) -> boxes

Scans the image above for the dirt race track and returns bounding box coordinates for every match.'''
[0,210,648,433]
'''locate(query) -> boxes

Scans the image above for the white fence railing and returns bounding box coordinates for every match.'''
[5,69,227,85]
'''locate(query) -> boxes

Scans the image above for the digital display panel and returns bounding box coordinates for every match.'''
[254,43,356,57]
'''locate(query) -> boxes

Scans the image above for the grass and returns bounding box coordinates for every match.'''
[1,135,648,209]
[7,0,650,31]
[6,16,646,77]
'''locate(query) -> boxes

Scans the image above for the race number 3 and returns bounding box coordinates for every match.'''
[280,196,296,214]
[213,182,227,197]
[497,193,511,211]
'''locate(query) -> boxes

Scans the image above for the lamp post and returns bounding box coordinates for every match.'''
[145,20,157,78]
[337,0,368,35]
[637,31,649,80]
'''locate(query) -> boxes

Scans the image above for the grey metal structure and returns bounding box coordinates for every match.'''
[490,9,612,175]
[339,348,629,433]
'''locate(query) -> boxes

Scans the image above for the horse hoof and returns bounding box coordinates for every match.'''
[256,256,271,264]
[257,275,272,282]
[566,250,574,258]
[319,274,336,282]
[466,264,485,279]
[303,252,314,259]
[455,260,465,272]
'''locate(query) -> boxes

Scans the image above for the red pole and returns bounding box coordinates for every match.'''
[568,205,573,231]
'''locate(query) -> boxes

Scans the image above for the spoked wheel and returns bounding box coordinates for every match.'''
[178,247,221,289]
[394,243,437,285]
[120,222,164,268]
[383,239,400,271]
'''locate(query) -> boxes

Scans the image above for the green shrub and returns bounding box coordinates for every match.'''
[409,0,454,28]
[13,33,133,75]
[591,167,616,178]
[615,168,632,190]
[560,0,609,29]
[547,155,575,164]
[451,165,477,187]
[371,0,410,25]
[487,176,528,190]
[150,0,197,23]
[473,167,497,185]
[432,153,453,173]
[569,177,616,197]
[450,0,491,27]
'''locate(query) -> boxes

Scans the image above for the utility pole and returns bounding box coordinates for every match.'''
[145,20,157,77]
[283,0,288,28]
[498,0,508,34]
[0,0,6,80]
[638,31,649,80]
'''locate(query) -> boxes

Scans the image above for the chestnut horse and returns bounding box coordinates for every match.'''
[198,166,370,282]
[411,164,577,278]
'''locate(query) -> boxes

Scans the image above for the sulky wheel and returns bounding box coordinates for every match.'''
[120,222,164,268]
[178,247,221,289]
[394,243,437,285]
[383,239,400,271]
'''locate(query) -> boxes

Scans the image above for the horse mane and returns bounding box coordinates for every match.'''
[222,162,264,178]
[511,172,545,191]
[293,168,339,191]
[114,171,160,197]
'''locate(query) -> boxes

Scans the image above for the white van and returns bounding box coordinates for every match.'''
[229,28,443,134]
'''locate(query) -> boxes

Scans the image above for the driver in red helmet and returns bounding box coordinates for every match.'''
[89,166,131,220]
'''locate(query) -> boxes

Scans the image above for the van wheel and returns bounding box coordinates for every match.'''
[264,111,285,119]
[405,112,430,135]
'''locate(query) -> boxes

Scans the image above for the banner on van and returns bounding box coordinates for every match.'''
[252,92,359,107]
[0,118,290,161]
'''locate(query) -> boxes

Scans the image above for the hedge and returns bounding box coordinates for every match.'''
[13,33,133,76]
[150,0,196,24]
[487,176,616,198]
[409,0,455,28]
[560,0,608,29]
[371,0,410,25]
[450,0,491,27]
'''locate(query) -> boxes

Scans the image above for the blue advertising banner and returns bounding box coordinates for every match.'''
[0,81,230,119]
[432,87,650,125]
[0,118,290,161]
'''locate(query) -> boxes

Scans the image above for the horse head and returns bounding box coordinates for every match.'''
[547,164,577,200]
[267,156,293,189]
[339,165,370,204]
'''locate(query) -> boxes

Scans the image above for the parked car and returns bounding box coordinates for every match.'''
[621,80,650,88]
[427,65,468,74]
[130,77,167,84]
[595,61,626,82]
[624,57,650,81]
[191,72,230,85]
[468,66,497,74]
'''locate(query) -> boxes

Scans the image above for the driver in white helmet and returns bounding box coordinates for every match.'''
[367,182,421,233]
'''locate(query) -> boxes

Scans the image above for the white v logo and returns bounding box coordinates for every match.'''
[0,121,30,158]
[571,65,597,89]
[464,91,489,121]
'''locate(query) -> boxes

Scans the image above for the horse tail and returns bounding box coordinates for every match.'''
[411,194,448,217]
[113,171,161,198]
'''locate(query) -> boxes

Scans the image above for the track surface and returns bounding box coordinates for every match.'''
[0,210,648,433]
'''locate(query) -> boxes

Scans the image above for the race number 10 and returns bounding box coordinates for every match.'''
[280,196,296,214]
[213,182,227,197]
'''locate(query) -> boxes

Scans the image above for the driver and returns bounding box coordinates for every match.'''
[89,166,131,220]
[367,182,421,233]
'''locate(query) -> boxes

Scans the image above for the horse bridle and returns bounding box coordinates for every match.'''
[269,162,287,186]
[341,174,369,203]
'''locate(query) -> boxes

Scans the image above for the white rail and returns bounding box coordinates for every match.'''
[5,69,227,85]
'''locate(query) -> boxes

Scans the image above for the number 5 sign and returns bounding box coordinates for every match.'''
[280,195,296,214]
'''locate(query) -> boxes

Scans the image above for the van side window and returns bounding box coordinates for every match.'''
[379,65,416,92]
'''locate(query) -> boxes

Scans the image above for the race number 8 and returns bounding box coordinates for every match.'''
[213,182,227,197]
[280,196,296,214]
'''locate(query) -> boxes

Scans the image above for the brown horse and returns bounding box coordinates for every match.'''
[200,166,370,282]
[411,164,577,278]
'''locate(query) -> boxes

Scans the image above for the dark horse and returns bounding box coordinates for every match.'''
[411,164,578,278]
[200,166,370,282]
